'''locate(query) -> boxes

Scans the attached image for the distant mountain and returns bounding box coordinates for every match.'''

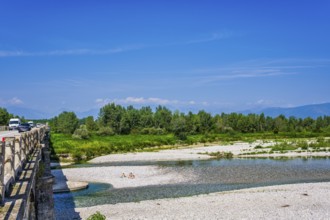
[242,103,330,119]
[3,106,100,120]
[4,102,330,120]
[75,108,99,119]
[6,106,52,119]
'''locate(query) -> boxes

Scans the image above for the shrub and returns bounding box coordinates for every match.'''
[254,145,263,149]
[97,127,115,136]
[141,127,167,135]
[71,151,83,163]
[72,125,90,139]
[297,141,309,150]
[85,149,95,160]
[271,142,297,152]
[223,126,234,133]
[176,132,187,141]
[87,211,106,220]
[209,151,233,159]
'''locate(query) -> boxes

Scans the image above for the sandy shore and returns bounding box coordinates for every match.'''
[52,165,194,189]
[54,142,330,219]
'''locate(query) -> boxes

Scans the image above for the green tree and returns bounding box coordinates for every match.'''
[85,116,98,131]
[258,113,266,132]
[212,114,224,133]
[49,116,58,132]
[185,111,199,134]
[237,115,250,133]
[274,115,287,133]
[0,108,11,125]
[171,111,187,136]
[154,106,172,131]
[197,110,213,133]
[119,112,131,134]
[55,111,79,134]
[98,103,124,133]
[139,106,154,128]
[302,117,314,131]
[314,116,323,132]
[225,113,240,131]
[287,116,298,132]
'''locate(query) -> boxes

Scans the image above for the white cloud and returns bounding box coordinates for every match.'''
[192,58,330,85]
[95,98,105,104]
[245,99,295,109]
[0,45,146,58]
[95,97,207,107]
[125,97,150,104]
[9,97,23,105]
[256,99,266,105]
[0,31,233,58]
[0,50,26,57]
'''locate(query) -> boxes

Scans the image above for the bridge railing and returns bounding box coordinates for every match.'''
[0,126,8,132]
[0,127,47,205]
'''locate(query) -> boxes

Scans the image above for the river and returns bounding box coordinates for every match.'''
[54,157,330,209]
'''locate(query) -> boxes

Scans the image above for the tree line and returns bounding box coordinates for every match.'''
[48,103,330,139]
[0,108,18,125]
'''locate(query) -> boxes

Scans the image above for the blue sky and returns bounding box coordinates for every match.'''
[1,0,330,117]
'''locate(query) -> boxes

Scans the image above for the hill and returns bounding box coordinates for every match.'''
[244,103,330,119]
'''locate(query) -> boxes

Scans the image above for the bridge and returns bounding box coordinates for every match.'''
[0,126,55,219]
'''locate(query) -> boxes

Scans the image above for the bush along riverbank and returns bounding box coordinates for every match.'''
[238,137,330,157]
[50,132,330,163]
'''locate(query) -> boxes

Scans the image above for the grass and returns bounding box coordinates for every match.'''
[50,131,330,162]
[51,133,178,162]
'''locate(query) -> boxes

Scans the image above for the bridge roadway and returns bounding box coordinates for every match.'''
[0,130,21,141]
[0,127,43,140]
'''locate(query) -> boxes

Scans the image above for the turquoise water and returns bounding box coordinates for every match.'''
[54,157,330,209]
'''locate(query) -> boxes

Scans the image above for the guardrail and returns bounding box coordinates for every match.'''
[0,126,8,132]
[0,127,46,205]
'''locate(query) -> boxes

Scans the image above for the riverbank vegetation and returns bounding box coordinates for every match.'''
[46,103,330,162]
[204,151,234,159]
[237,137,330,156]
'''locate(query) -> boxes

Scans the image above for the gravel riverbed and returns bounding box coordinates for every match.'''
[75,182,330,220]
[53,143,330,219]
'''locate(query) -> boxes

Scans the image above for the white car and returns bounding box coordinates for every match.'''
[36,123,44,128]
[9,118,21,130]
[28,121,35,128]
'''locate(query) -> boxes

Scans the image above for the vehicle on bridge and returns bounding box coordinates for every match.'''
[9,118,21,130]
[36,123,44,128]
[28,121,35,128]
[17,123,31,133]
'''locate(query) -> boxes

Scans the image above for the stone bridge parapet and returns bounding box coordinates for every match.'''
[0,126,54,220]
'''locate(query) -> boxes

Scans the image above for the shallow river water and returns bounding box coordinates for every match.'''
[54,157,330,209]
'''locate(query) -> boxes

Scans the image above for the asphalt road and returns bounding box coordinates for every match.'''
[0,130,20,140]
